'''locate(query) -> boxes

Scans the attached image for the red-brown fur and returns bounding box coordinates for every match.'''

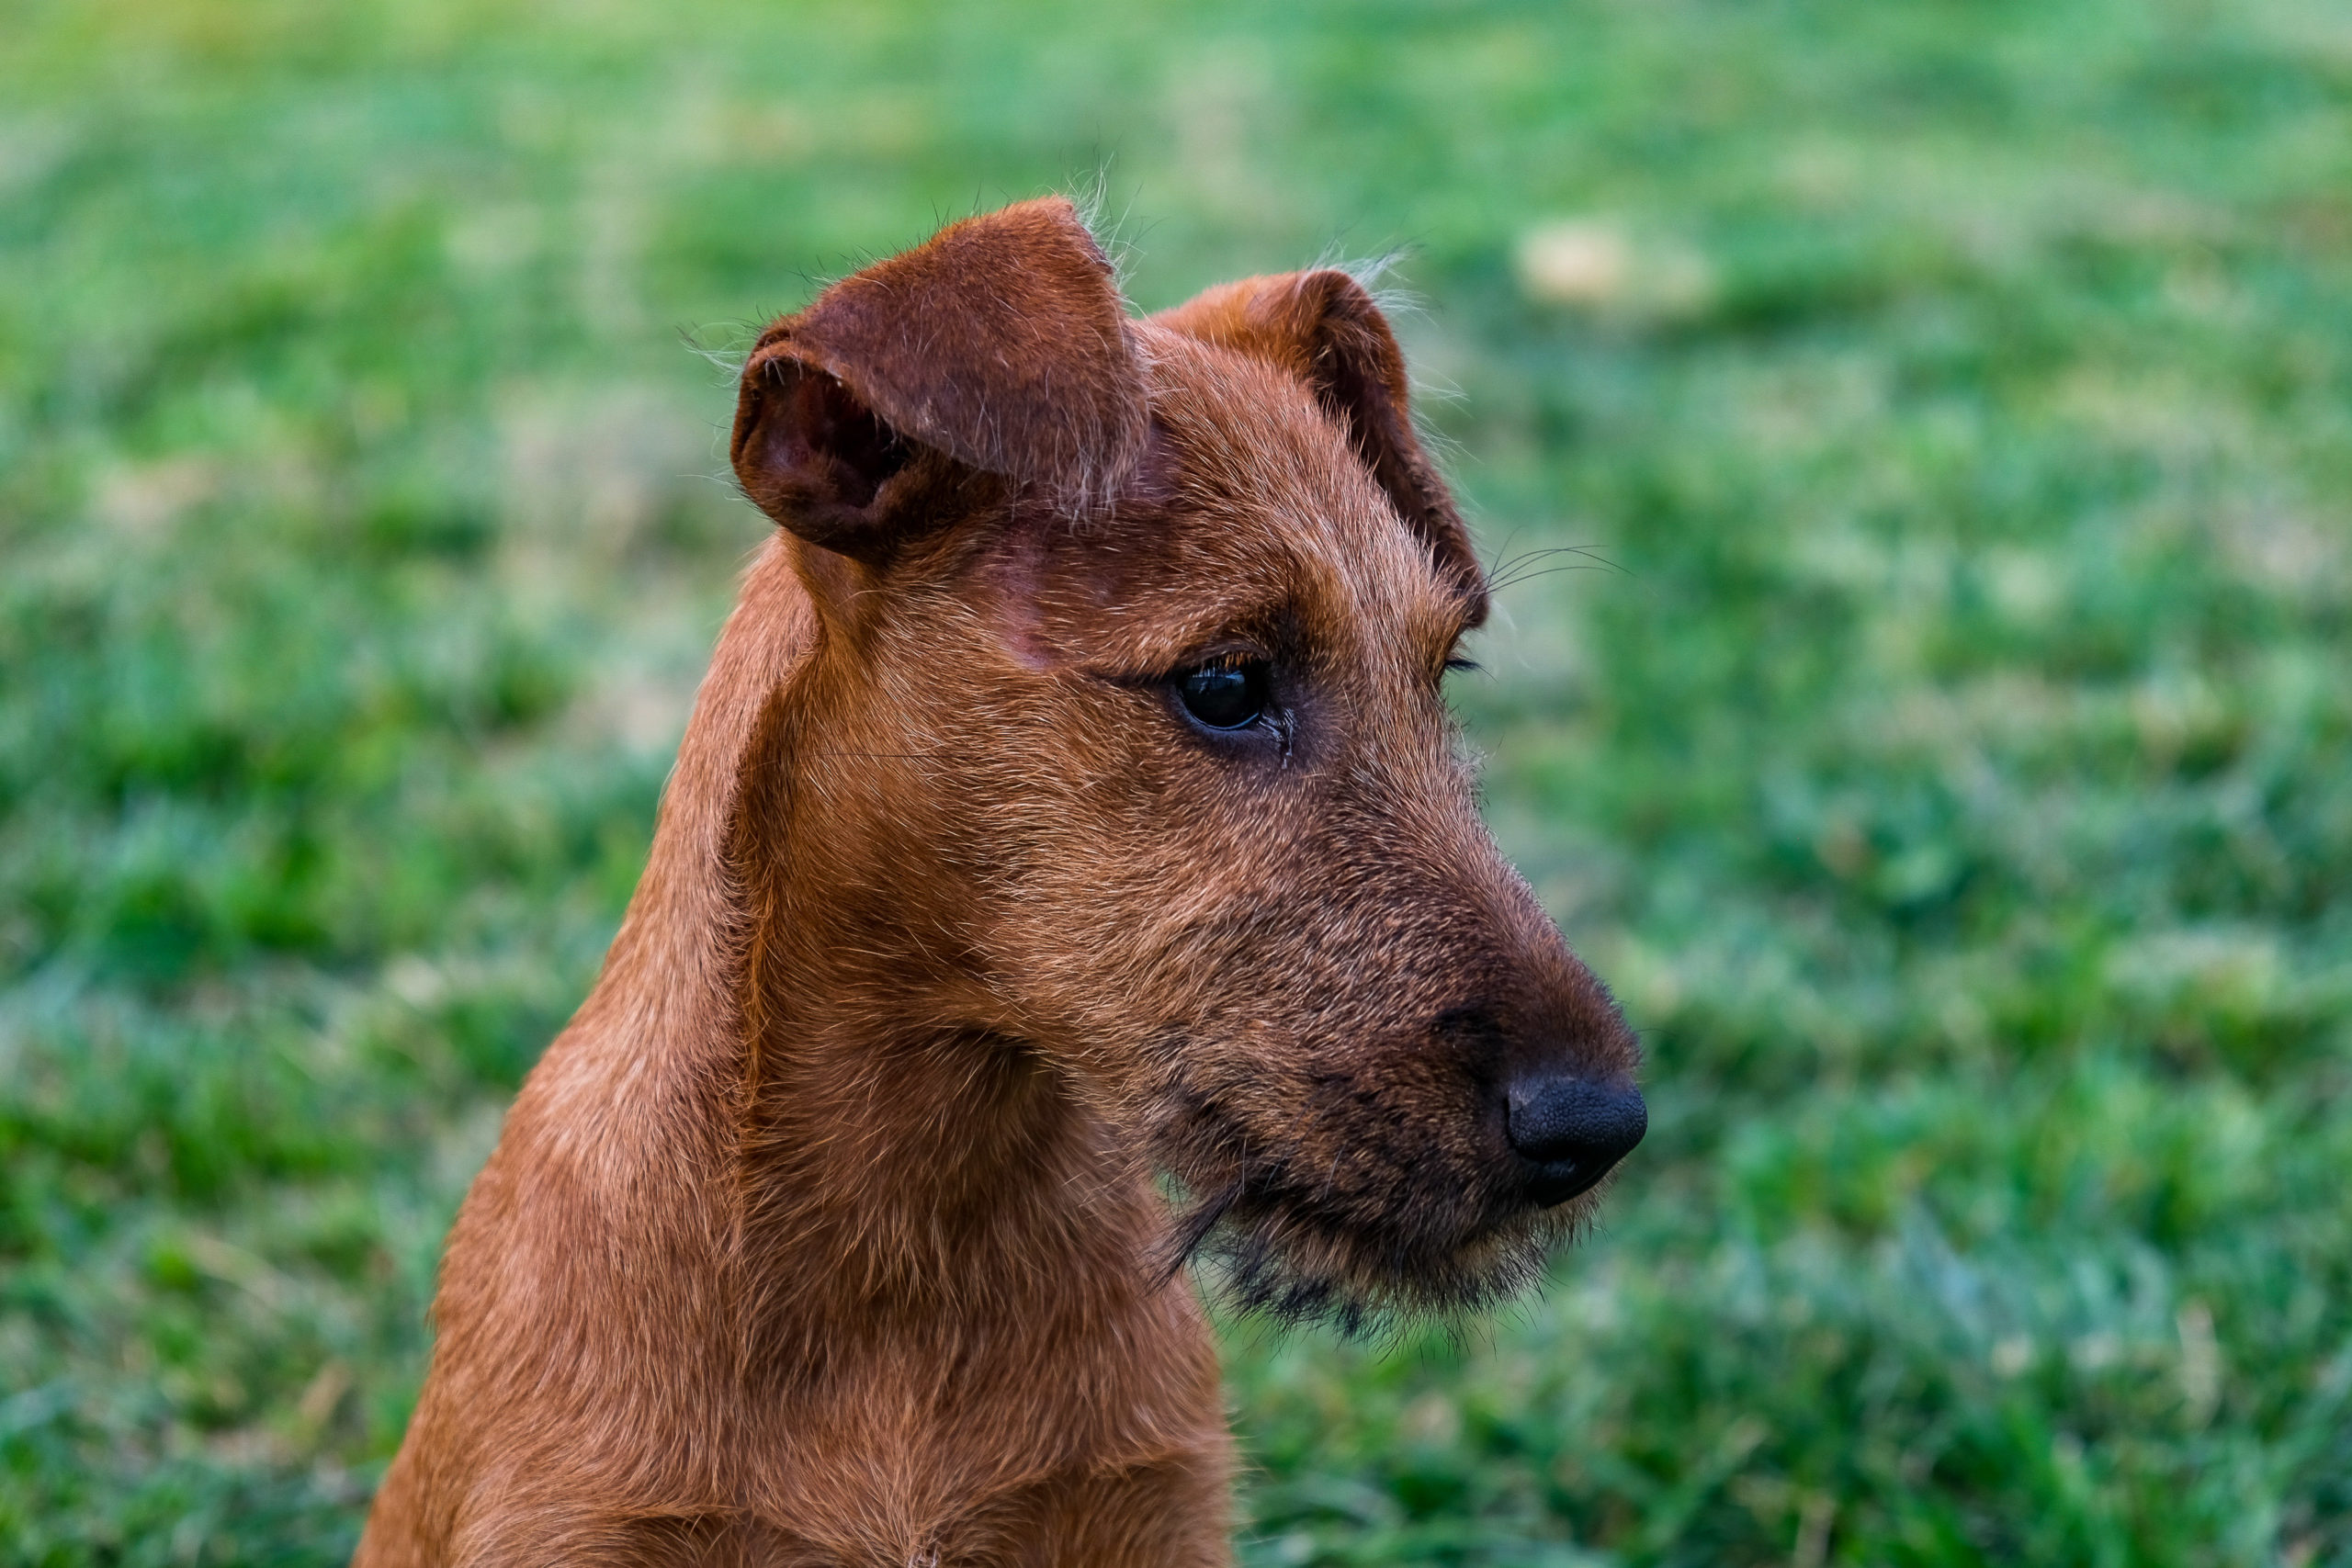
[356,197,1641,1567]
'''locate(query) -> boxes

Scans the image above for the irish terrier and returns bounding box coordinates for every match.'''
[356,196,1645,1567]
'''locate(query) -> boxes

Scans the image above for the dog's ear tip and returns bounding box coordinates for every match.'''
[1004,191,1091,231]
[1157,265,1485,617]
[1291,266,1368,300]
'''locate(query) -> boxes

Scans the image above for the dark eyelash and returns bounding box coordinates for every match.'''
[1444,656,1483,674]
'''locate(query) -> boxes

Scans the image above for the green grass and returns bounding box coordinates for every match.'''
[4,0,2350,1562]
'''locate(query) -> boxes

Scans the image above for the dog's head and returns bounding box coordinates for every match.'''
[732,197,1643,1327]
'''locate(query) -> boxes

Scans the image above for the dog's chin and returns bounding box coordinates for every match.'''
[1178,1180,1589,1338]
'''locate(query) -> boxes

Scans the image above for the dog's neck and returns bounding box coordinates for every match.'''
[592,540,1166,1359]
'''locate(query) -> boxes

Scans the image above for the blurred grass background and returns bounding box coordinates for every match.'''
[4,0,2350,1562]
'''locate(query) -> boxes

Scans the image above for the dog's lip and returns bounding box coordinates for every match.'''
[1521,1156,1611,1209]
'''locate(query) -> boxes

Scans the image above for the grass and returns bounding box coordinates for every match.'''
[3,0,2349,1562]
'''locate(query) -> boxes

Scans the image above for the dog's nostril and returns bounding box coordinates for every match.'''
[1506,1077,1646,1207]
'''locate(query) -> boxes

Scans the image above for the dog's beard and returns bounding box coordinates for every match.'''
[1186,1189,1571,1340]
[1154,1119,1580,1338]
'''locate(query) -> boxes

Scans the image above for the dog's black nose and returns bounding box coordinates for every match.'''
[1507,1076,1646,1207]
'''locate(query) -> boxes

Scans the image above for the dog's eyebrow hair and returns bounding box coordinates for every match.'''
[1061,593,1309,681]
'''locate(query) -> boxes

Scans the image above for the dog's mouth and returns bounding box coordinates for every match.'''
[1168,1167,1577,1337]
[1154,1090,1584,1335]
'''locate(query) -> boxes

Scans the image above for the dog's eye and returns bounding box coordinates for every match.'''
[1177,660,1270,731]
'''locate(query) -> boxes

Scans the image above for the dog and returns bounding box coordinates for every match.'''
[355,195,1645,1567]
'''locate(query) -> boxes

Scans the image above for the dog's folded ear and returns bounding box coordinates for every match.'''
[732,197,1147,564]
[1152,270,1487,625]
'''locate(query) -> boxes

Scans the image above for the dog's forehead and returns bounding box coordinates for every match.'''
[1014,329,1466,674]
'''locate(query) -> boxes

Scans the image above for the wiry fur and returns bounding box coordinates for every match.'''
[357,197,1640,1568]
